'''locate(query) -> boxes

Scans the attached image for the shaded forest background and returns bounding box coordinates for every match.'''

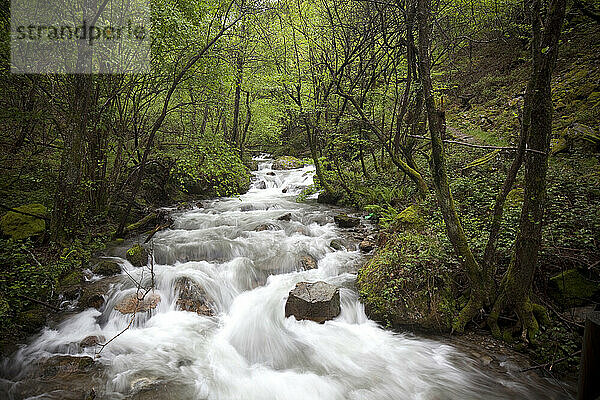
[0,0,599,380]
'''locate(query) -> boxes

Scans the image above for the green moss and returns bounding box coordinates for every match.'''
[58,269,83,299]
[395,205,425,229]
[548,269,600,307]
[0,203,47,240]
[357,232,457,332]
[126,244,148,267]
[0,295,9,317]
[93,260,121,276]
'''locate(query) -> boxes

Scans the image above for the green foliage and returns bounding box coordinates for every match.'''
[126,244,148,267]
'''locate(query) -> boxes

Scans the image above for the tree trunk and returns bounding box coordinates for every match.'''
[488,0,566,341]
[416,0,485,332]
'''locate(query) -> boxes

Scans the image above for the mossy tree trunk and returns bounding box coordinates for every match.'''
[416,0,487,331]
[488,0,567,341]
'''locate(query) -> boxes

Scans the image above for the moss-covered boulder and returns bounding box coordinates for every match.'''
[93,260,121,276]
[334,214,360,228]
[272,156,304,170]
[357,232,457,333]
[317,190,343,205]
[0,203,47,240]
[548,269,600,307]
[126,244,148,267]
[394,205,425,230]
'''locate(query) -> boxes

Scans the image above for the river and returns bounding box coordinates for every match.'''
[1,160,570,399]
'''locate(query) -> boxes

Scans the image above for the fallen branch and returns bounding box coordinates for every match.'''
[144,224,171,243]
[17,294,61,312]
[0,203,49,221]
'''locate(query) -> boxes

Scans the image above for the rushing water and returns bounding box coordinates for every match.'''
[1,160,571,399]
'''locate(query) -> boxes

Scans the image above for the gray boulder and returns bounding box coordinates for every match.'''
[299,255,318,270]
[175,277,213,316]
[285,281,340,323]
[334,214,360,228]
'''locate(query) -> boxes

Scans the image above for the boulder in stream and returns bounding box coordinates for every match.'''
[299,255,318,270]
[272,156,304,170]
[334,214,360,228]
[79,335,106,348]
[115,292,161,314]
[126,244,149,267]
[359,236,376,253]
[93,259,121,276]
[175,277,214,316]
[285,281,340,323]
[254,223,281,232]
[277,212,292,221]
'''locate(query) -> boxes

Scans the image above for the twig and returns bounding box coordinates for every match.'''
[518,350,581,372]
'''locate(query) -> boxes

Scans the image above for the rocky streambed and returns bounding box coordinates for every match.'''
[0,159,572,399]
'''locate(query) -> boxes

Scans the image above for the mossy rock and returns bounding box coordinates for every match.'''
[394,205,425,229]
[0,203,47,240]
[548,269,600,307]
[317,190,343,205]
[357,232,456,333]
[93,260,121,276]
[59,270,83,300]
[333,214,360,228]
[506,187,524,208]
[272,156,304,170]
[16,305,46,333]
[126,244,148,267]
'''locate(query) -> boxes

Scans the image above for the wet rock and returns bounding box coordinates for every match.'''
[254,223,281,232]
[79,335,106,348]
[93,259,121,276]
[114,292,161,314]
[255,181,267,189]
[359,236,376,253]
[126,244,149,267]
[38,355,95,378]
[266,171,276,176]
[299,255,318,270]
[16,305,47,333]
[330,239,345,251]
[175,277,213,316]
[281,188,288,193]
[78,276,121,310]
[285,281,341,323]
[317,190,343,205]
[0,203,47,240]
[277,212,292,221]
[334,214,360,228]
[272,156,304,170]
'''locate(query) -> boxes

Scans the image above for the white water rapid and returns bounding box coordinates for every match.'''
[1,160,571,399]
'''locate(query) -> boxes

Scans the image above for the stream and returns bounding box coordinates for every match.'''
[1,159,571,399]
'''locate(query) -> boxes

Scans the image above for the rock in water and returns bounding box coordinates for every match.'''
[359,236,376,253]
[93,259,121,276]
[254,223,281,232]
[175,277,214,316]
[272,156,304,170]
[79,335,106,348]
[333,214,360,228]
[126,244,149,267]
[277,212,292,221]
[285,281,340,323]
[115,292,161,314]
[299,255,317,270]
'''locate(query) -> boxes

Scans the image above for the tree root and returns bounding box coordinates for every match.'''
[487,294,544,344]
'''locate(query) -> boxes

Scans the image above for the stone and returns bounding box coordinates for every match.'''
[126,244,149,267]
[277,213,292,221]
[359,237,376,253]
[256,181,267,189]
[0,203,47,240]
[266,171,276,176]
[38,355,95,379]
[174,277,213,316]
[285,281,341,323]
[272,156,304,170]
[254,223,281,232]
[93,260,121,276]
[16,305,46,333]
[79,284,106,309]
[79,335,106,348]
[115,292,161,314]
[317,190,343,205]
[299,255,318,270]
[548,269,600,307]
[334,214,360,228]
[330,239,345,251]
